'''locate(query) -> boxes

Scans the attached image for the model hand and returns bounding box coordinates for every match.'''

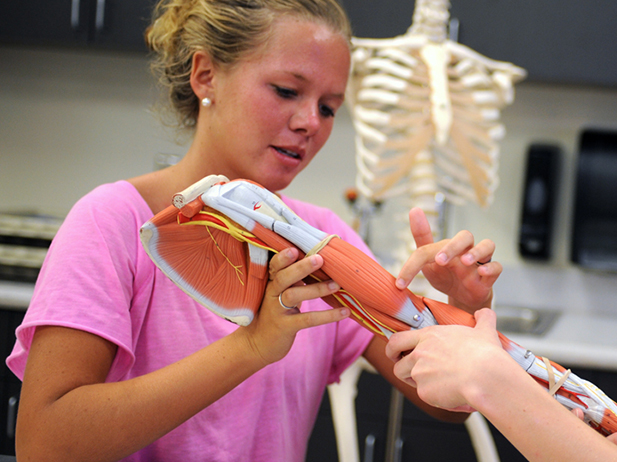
[385,308,504,412]
[240,247,348,366]
[396,207,502,313]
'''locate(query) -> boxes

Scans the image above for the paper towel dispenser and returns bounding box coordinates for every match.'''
[571,129,617,271]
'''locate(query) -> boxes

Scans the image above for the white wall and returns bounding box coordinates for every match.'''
[2,45,617,315]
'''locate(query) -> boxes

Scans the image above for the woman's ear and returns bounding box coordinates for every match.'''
[190,51,216,100]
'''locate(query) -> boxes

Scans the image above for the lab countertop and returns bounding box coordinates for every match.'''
[504,311,617,371]
[0,280,33,310]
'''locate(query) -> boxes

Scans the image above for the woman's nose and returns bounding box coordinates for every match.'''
[289,103,320,136]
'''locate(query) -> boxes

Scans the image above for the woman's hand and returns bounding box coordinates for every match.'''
[388,311,617,460]
[240,247,349,366]
[385,308,504,412]
[396,207,502,313]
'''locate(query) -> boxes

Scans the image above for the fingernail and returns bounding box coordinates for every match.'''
[436,252,448,264]
[310,255,321,266]
[340,308,349,317]
[328,281,339,291]
[462,253,474,265]
[395,278,406,289]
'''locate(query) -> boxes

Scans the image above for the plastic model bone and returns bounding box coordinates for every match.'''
[347,0,526,269]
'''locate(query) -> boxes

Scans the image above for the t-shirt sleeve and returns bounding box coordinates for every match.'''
[6,183,147,382]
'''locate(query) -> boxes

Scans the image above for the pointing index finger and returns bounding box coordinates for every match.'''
[409,207,434,247]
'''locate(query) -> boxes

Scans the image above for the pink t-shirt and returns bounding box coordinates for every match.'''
[7,181,374,462]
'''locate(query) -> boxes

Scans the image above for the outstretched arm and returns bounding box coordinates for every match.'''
[16,249,347,462]
[385,309,617,462]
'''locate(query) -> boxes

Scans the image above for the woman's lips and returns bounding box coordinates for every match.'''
[273,146,302,160]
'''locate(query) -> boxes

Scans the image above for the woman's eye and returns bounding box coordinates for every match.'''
[274,86,297,99]
[273,85,335,118]
[320,104,335,118]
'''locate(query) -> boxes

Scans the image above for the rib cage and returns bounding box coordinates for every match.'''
[348,36,526,207]
[347,0,526,271]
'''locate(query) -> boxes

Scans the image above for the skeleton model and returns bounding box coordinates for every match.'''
[347,0,526,273]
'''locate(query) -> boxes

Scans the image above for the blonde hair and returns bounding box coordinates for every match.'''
[146,0,351,131]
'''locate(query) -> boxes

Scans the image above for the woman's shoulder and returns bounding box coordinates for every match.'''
[55,181,153,252]
[70,181,152,223]
[75,180,147,210]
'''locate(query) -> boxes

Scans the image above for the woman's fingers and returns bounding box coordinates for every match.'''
[268,249,340,308]
[276,278,340,311]
[408,207,434,247]
[395,242,442,288]
[476,259,503,285]
[409,207,496,268]
[433,230,477,266]
[386,329,425,386]
[386,330,420,362]
[268,247,301,285]
[473,308,497,329]
[267,248,320,294]
[456,238,496,267]
[291,305,350,330]
[245,248,348,365]
[397,230,499,291]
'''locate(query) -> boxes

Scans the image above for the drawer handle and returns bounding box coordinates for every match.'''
[7,395,18,439]
[393,438,404,462]
[363,434,376,462]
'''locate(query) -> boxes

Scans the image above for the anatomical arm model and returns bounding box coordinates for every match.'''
[141,175,617,437]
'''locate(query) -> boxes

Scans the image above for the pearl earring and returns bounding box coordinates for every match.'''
[201,97,212,107]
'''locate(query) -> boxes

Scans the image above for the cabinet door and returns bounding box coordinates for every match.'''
[1,0,91,46]
[90,0,158,52]
[342,0,617,87]
[0,308,25,457]
[1,0,156,52]
[449,0,617,87]
[306,372,392,462]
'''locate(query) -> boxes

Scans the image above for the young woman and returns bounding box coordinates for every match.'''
[7,1,500,460]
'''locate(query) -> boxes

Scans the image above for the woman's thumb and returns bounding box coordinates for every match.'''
[474,308,497,330]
